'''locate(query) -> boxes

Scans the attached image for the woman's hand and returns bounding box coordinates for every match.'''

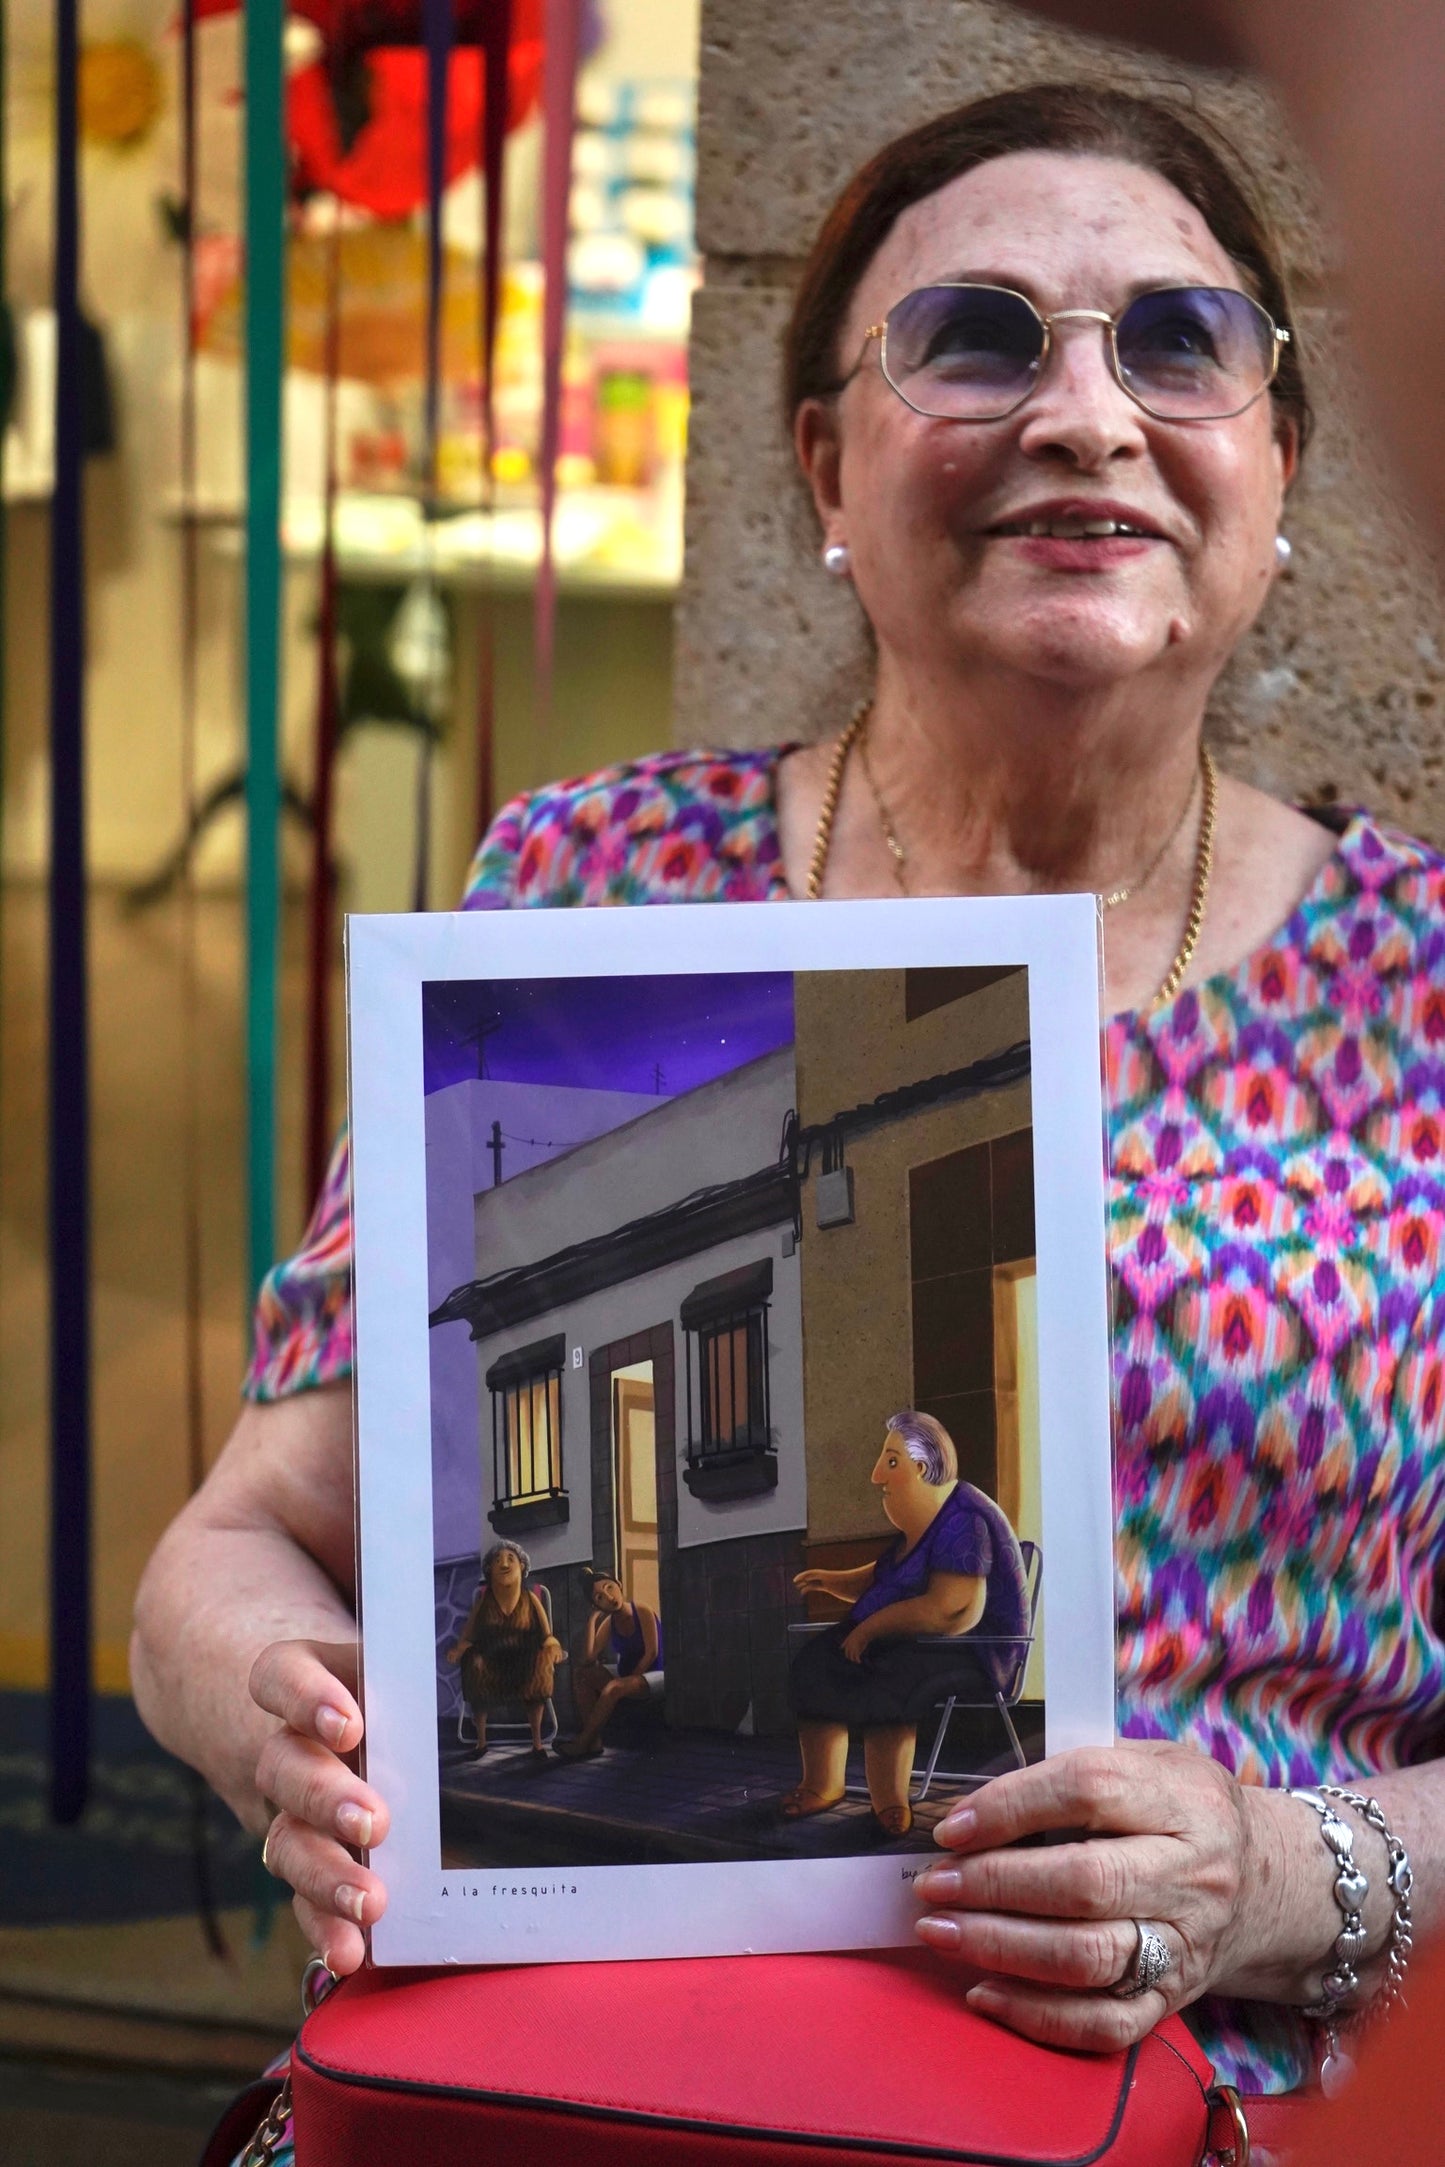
[250,1637,391,1976]
[794,1568,845,1597]
[840,1618,879,1663]
[910,1740,1274,2051]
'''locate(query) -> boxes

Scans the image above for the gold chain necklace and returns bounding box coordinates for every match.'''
[804,704,1218,1012]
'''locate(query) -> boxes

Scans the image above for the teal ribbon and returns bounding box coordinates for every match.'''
[244,1,285,1943]
[245,0,285,1301]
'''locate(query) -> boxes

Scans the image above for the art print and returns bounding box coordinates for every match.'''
[348,898,1114,1965]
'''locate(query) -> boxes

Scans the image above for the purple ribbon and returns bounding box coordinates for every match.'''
[536,0,582,704]
[48,0,91,1824]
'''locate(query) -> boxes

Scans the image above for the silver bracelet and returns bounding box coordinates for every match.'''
[1288,1786,1370,2021]
[1318,1783,1415,2021]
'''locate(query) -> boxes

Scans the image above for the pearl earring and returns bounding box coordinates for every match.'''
[1275,533,1293,569]
[822,542,852,578]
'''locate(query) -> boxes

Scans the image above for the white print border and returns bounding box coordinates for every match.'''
[348,896,1115,1967]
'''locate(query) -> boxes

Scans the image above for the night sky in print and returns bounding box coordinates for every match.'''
[422,973,796,1098]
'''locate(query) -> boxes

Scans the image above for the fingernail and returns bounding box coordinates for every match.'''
[317,1705,350,1748]
[966,1983,1003,2013]
[336,1883,367,1925]
[915,1866,964,1901]
[915,1914,962,1951]
[936,1805,976,1844]
[336,1803,373,1847]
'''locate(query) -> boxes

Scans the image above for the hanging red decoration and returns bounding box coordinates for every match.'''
[193,0,543,218]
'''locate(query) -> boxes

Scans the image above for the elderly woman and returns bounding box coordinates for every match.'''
[787,1412,1029,1836]
[445,1539,562,1758]
[132,84,1445,2114]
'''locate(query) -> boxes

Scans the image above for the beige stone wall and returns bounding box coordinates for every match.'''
[678,0,1445,836]
[794,966,1032,1543]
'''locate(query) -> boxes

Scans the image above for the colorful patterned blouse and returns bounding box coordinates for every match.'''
[243,745,1445,2105]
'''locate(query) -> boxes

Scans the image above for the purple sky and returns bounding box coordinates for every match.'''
[422,973,795,1098]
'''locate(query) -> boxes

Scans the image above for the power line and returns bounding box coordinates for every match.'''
[499,1128,591,1152]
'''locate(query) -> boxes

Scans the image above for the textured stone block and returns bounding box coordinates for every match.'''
[696,0,1330,286]
[676,279,872,749]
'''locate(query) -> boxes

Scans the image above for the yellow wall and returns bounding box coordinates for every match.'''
[794,968,1032,1544]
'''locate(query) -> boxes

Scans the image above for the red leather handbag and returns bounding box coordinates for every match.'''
[278,1950,1258,2165]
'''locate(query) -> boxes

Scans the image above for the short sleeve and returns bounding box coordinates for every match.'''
[461,792,527,908]
[242,1127,354,1400]
[931,1506,993,1582]
[242,793,531,1402]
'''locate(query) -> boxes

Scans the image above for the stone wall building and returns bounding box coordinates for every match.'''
[678,0,1445,836]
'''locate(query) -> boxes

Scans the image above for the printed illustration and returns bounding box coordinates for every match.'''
[423,963,1044,1867]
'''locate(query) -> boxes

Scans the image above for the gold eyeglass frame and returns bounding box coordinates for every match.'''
[849,282,1290,425]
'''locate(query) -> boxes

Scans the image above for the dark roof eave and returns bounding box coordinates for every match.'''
[430,1161,795,1340]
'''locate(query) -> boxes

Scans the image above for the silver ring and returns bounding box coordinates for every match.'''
[1112,1919,1174,1998]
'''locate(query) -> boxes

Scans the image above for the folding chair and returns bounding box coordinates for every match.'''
[907,1539,1042,1798]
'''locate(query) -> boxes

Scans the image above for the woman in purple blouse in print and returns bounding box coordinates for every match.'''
[133,83,1445,2112]
[788,1412,1029,1837]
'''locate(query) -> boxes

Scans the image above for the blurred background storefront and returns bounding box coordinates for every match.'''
[0,0,698,2153]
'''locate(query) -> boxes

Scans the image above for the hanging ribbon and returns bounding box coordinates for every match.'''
[245,0,286,1302]
[408,0,453,912]
[535,0,581,715]
[48,0,91,1825]
[179,0,230,1957]
[424,0,452,507]
[302,224,341,1210]
[242,0,287,1946]
[0,0,8,997]
[179,0,204,1555]
[474,0,513,843]
[303,71,345,1210]
[478,0,512,499]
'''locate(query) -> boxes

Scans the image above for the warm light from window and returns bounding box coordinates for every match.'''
[505,1373,561,1501]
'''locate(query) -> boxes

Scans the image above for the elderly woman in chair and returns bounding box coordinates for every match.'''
[446,1539,564,1760]
[787,1411,1029,1838]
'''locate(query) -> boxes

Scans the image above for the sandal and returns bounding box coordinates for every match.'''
[778,1785,845,1820]
[871,1803,913,1838]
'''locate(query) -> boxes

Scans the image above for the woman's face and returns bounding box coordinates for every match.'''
[488,1548,524,1600]
[802,151,1295,697]
[871,1437,931,1526]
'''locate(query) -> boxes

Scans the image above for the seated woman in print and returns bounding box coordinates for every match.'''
[554,1568,663,1762]
[788,1411,1029,1837]
[446,1539,563,1760]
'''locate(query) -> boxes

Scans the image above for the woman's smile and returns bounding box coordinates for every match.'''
[980,493,1173,571]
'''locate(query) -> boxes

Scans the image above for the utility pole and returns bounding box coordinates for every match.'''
[653,1062,665,1095]
[488,1119,504,1187]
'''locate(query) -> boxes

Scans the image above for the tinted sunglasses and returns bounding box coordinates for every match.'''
[842,283,1289,423]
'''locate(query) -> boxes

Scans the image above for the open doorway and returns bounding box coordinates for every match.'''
[587,1324,678,1664]
[611,1359,660,1615]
